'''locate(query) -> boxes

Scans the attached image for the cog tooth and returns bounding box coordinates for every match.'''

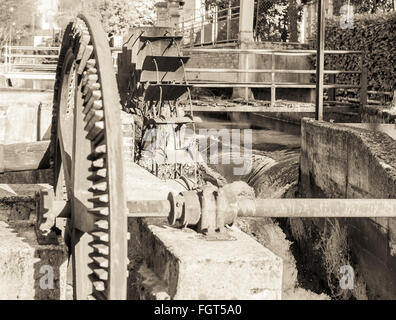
[78,44,94,75]
[89,194,109,205]
[89,181,107,193]
[87,67,97,75]
[92,255,109,268]
[84,89,101,105]
[84,109,104,125]
[92,280,105,292]
[93,268,108,281]
[82,72,98,87]
[83,99,103,116]
[88,169,107,181]
[76,32,91,61]
[86,59,96,68]
[86,121,105,141]
[89,207,109,217]
[92,131,105,147]
[87,145,106,161]
[91,243,109,255]
[83,82,100,96]
[91,231,109,242]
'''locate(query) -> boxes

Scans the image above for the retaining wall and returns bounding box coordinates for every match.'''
[298,118,396,299]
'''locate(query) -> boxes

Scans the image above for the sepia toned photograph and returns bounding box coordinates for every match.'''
[0,0,395,306]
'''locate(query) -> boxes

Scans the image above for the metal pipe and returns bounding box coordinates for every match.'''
[127,198,396,220]
[240,199,396,218]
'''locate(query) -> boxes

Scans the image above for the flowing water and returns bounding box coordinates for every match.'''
[196,113,330,300]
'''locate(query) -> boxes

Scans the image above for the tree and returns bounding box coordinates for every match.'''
[96,0,157,36]
[0,0,38,47]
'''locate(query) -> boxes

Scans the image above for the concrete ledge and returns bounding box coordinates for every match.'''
[133,219,283,300]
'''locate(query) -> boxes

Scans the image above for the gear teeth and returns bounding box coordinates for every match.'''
[92,255,109,268]
[88,168,107,181]
[94,219,109,231]
[90,208,109,217]
[87,67,97,75]
[93,268,108,281]
[78,45,94,75]
[76,32,91,61]
[88,194,109,205]
[91,243,109,255]
[89,181,108,193]
[82,73,98,87]
[84,109,104,125]
[86,59,96,68]
[92,231,109,242]
[84,89,101,105]
[86,121,105,141]
[83,82,100,96]
[83,99,103,116]
[93,280,105,292]
[88,145,106,161]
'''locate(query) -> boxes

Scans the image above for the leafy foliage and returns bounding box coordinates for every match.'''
[0,0,38,47]
[96,0,157,36]
[323,11,395,93]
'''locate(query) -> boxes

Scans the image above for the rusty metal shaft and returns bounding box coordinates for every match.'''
[127,198,396,220]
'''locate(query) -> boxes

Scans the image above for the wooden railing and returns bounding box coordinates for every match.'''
[183,48,367,108]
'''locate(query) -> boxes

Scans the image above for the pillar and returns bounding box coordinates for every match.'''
[232,0,255,100]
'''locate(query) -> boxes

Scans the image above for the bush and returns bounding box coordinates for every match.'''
[322,12,395,93]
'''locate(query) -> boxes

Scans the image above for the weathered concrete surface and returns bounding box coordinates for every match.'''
[0,184,68,300]
[298,118,396,299]
[0,221,68,300]
[124,161,283,300]
[0,141,50,173]
[0,169,53,184]
[0,89,52,144]
[132,219,283,300]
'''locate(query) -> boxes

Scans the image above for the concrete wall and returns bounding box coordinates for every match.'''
[299,118,396,299]
[0,90,52,144]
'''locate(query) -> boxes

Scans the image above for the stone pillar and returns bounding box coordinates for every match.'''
[168,0,182,29]
[155,2,169,27]
[233,0,255,100]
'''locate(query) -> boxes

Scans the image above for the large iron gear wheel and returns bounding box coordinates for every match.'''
[51,14,128,300]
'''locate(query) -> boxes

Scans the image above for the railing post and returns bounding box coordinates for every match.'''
[328,74,336,104]
[271,53,276,107]
[360,62,368,110]
[201,12,204,45]
[227,2,232,41]
[315,0,325,121]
